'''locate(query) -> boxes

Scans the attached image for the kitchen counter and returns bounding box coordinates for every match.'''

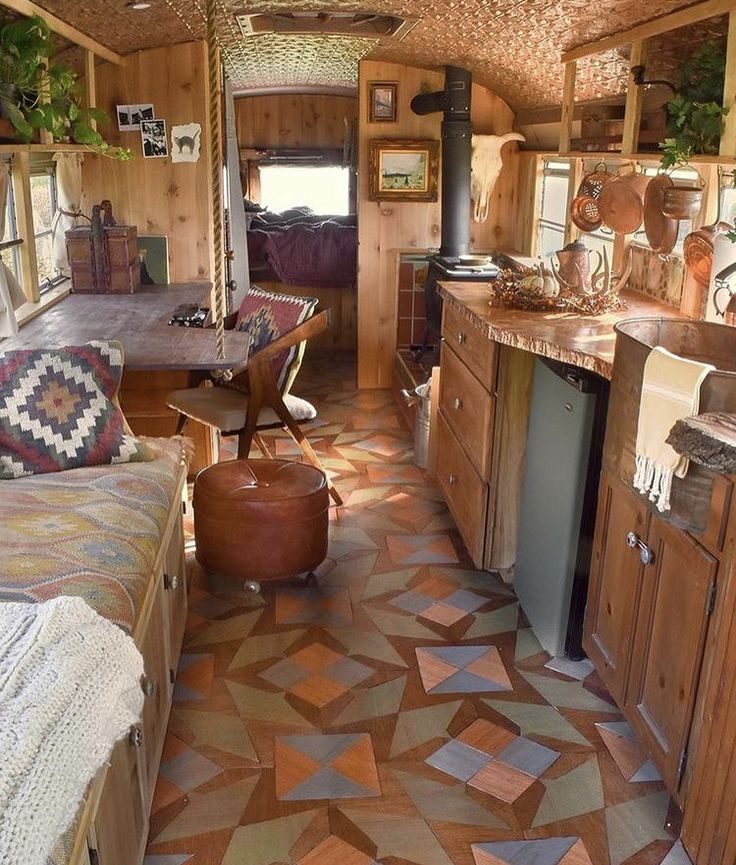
[1,284,249,370]
[437,283,686,379]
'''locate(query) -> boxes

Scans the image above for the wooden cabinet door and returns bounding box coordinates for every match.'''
[627,517,717,794]
[93,733,146,865]
[584,472,650,706]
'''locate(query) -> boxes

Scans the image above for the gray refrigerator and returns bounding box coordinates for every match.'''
[513,356,608,659]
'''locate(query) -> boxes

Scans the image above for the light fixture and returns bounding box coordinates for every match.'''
[630,65,675,94]
[127,1,152,9]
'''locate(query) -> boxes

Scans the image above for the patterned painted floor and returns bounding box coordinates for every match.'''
[144,353,684,865]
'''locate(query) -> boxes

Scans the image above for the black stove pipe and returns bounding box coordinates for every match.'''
[411,65,472,259]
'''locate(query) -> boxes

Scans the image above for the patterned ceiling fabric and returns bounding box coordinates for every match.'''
[0,437,185,633]
[33,0,708,108]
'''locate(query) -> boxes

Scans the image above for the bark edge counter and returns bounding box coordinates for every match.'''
[434,283,684,574]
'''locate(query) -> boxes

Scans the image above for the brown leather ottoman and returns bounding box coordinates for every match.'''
[193,459,329,590]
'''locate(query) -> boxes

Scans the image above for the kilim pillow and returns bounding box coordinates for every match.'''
[0,340,152,479]
[235,286,318,394]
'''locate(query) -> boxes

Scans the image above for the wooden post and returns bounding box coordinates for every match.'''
[564,158,582,244]
[559,62,577,155]
[621,40,648,155]
[721,10,736,157]
[85,50,97,132]
[37,69,53,146]
[12,151,40,302]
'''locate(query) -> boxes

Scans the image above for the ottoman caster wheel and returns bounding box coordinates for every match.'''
[303,572,318,587]
[244,580,261,594]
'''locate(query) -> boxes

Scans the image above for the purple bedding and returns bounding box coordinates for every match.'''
[247,220,356,288]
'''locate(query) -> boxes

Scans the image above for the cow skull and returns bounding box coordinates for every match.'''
[471,132,525,223]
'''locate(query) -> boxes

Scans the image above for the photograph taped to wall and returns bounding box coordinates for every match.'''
[141,119,168,158]
[171,122,202,163]
[369,82,397,122]
[368,139,439,201]
[117,103,155,132]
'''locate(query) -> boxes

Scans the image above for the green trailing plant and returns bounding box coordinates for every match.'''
[660,42,728,169]
[0,14,130,159]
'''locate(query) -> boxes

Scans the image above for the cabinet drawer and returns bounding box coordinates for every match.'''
[436,412,488,566]
[439,341,495,478]
[442,302,497,385]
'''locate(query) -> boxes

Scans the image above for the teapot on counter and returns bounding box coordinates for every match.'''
[553,240,602,294]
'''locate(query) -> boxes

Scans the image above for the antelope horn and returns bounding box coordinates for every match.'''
[594,245,611,293]
[591,250,603,283]
[612,250,633,292]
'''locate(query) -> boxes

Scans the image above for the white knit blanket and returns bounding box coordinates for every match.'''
[0,596,145,865]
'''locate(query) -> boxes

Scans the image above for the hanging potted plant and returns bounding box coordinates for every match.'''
[0,14,130,159]
[658,43,728,219]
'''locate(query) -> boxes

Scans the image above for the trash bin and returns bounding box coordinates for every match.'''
[402,380,432,469]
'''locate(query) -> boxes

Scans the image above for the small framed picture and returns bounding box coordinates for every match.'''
[368,139,439,202]
[117,103,154,132]
[369,82,397,123]
[141,118,168,158]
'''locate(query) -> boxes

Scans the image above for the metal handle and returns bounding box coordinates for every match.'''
[453,397,462,410]
[129,727,143,748]
[164,573,179,591]
[448,474,458,485]
[457,332,466,345]
[627,531,655,565]
[141,678,156,698]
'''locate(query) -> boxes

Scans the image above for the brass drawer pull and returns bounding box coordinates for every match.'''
[627,531,655,565]
[129,727,143,748]
[448,474,458,485]
[457,332,466,345]
[453,397,463,410]
[164,573,179,591]
[141,678,156,698]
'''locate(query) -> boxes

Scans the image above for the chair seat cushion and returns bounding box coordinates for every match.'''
[167,387,317,433]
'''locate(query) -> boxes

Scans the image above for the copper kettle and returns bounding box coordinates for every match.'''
[554,240,602,293]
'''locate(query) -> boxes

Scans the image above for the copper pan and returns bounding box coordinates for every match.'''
[643,174,678,254]
[683,221,732,289]
[598,172,650,235]
[570,195,602,232]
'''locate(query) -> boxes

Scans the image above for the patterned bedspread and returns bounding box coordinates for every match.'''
[0,437,187,634]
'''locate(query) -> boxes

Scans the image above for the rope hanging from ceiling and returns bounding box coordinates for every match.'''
[206,0,226,361]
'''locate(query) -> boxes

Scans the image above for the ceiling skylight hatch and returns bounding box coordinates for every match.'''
[236,11,418,42]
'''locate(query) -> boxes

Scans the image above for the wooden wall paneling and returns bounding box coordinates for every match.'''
[12,150,40,302]
[621,41,648,154]
[235,94,358,150]
[564,158,582,245]
[513,153,543,257]
[80,41,214,285]
[357,59,519,388]
[85,50,97,132]
[559,62,577,155]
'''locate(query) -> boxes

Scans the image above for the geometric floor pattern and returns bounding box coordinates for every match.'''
[145,353,683,865]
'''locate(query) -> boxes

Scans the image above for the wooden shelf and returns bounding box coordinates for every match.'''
[557,150,736,166]
[0,142,96,154]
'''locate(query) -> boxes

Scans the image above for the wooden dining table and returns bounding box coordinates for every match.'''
[0,283,250,370]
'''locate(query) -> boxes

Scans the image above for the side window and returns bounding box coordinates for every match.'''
[31,169,65,292]
[0,169,21,284]
[537,159,570,257]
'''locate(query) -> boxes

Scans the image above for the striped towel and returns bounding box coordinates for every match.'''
[633,346,714,512]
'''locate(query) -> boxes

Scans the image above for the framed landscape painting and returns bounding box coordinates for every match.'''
[368,139,439,202]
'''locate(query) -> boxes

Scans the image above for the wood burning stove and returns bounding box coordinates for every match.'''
[410,66,502,355]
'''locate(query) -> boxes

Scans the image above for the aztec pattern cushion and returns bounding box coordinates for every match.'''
[235,286,318,394]
[0,340,152,479]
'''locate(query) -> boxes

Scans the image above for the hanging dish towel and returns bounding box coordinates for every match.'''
[633,346,714,512]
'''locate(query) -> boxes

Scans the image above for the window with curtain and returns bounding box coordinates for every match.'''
[31,168,64,292]
[0,173,20,284]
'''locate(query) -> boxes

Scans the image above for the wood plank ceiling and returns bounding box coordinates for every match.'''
[31,0,710,108]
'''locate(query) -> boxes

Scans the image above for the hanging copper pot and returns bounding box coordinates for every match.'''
[598,171,650,235]
[643,174,678,254]
[683,222,732,289]
[569,163,616,232]
[662,186,705,220]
